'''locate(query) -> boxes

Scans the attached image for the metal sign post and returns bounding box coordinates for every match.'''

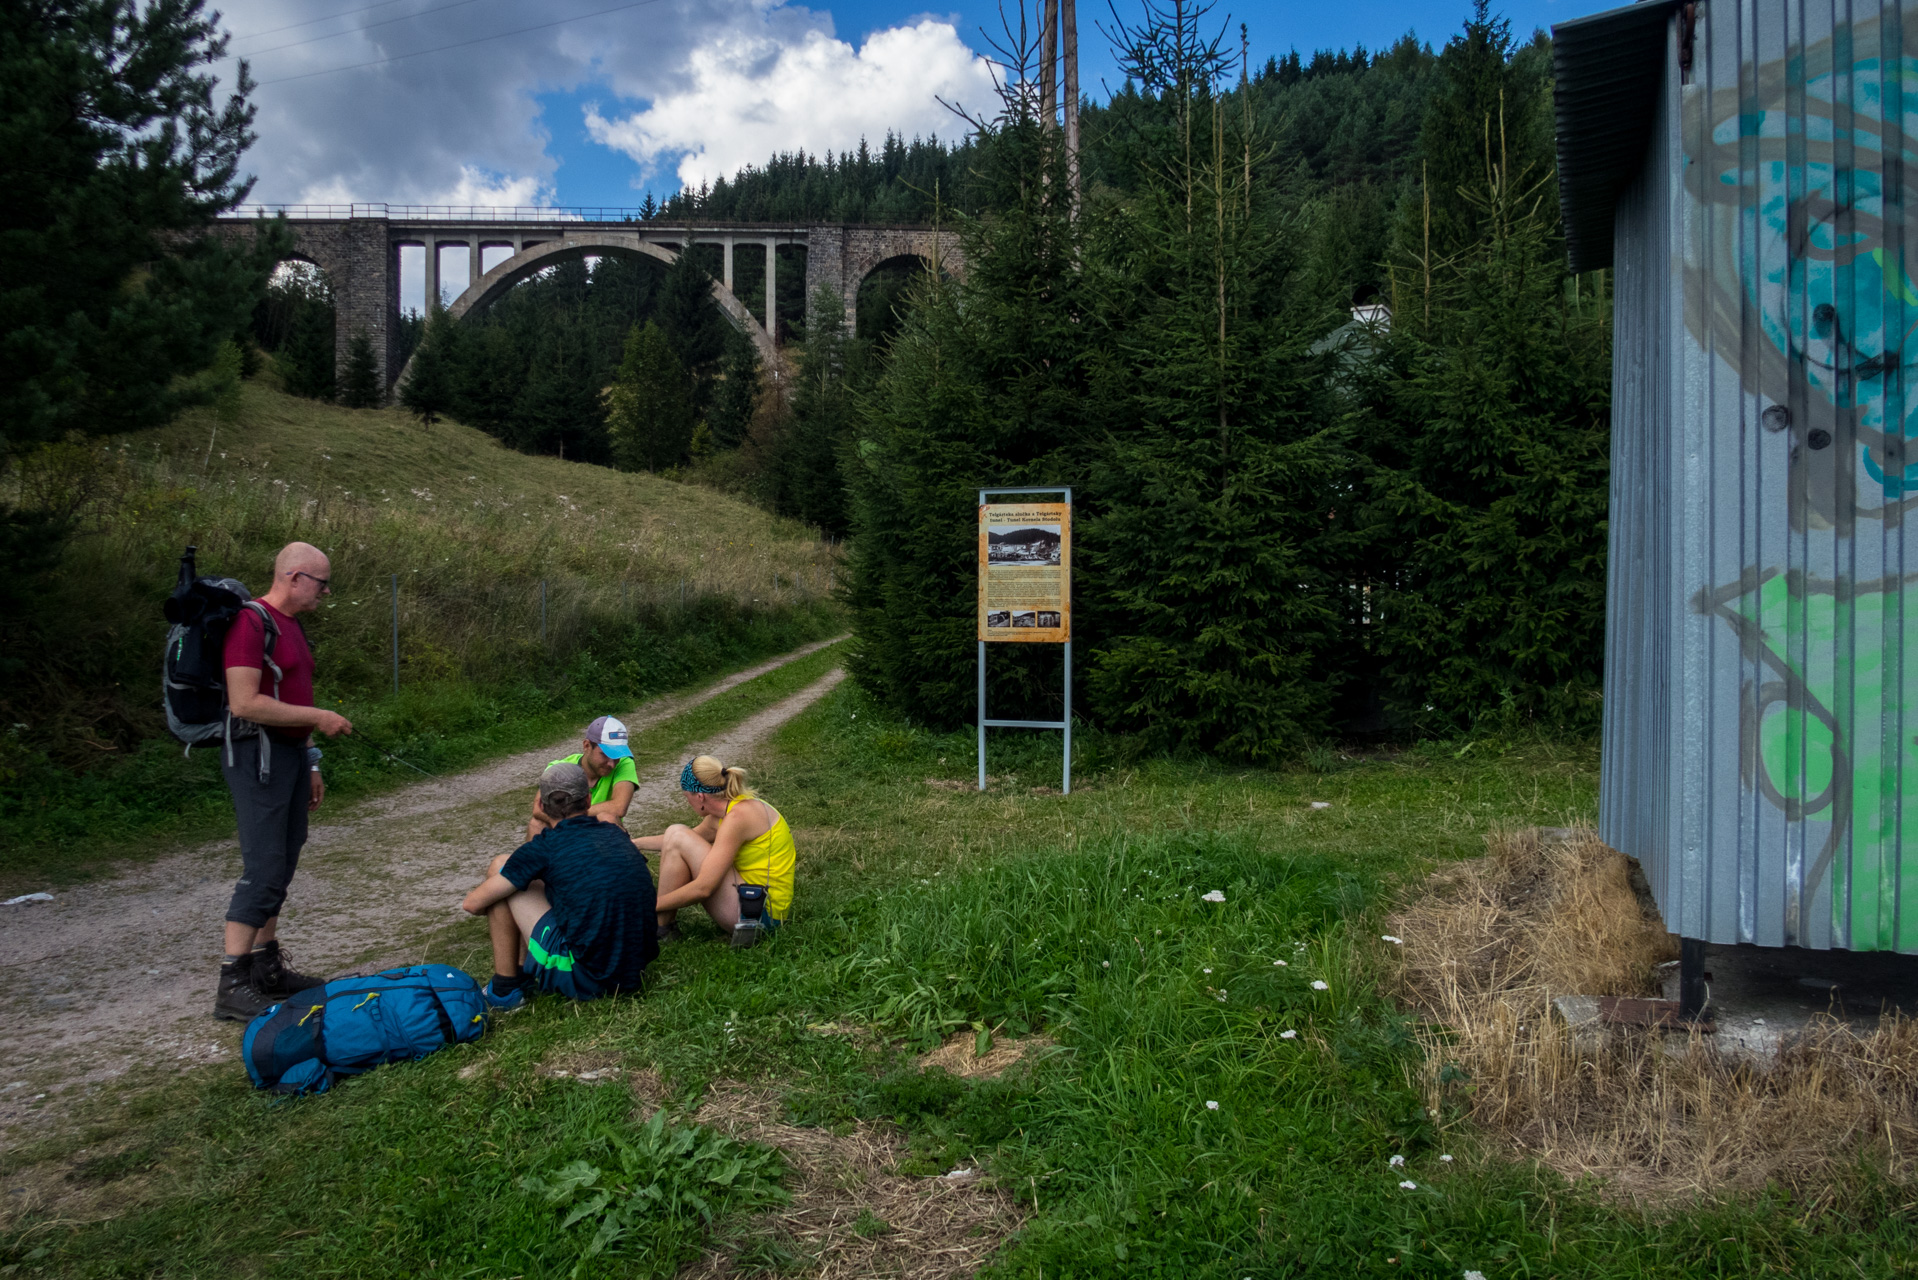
[977,486,1072,793]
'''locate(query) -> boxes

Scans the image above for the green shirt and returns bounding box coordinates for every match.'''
[552,752,639,807]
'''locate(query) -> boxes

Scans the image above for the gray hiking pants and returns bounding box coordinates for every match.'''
[222,734,310,927]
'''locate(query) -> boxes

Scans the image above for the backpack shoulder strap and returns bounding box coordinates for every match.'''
[241,601,283,692]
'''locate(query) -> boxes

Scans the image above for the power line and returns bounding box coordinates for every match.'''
[225,0,495,60]
[255,0,672,85]
[228,0,422,44]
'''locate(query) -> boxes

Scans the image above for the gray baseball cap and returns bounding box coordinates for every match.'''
[539,761,590,807]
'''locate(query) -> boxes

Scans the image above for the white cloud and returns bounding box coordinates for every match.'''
[433,165,556,209]
[212,1,993,207]
[584,18,994,189]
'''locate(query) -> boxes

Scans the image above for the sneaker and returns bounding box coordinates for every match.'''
[729,919,763,950]
[213,957,275,1022]
[252,940,326,998]
[481,978,528,1012]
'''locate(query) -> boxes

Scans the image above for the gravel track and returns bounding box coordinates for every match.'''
[0,642,845,1141]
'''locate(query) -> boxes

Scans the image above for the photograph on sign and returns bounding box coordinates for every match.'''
[979,502,1070,642]
[987,524,1063,565]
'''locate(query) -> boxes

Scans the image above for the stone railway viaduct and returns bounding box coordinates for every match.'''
[218,205,965,392]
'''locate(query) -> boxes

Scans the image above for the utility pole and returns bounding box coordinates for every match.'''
[1040,0,1059,128]
[1062,0,1080,208]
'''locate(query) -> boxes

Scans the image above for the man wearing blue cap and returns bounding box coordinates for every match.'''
[525,714,639,840]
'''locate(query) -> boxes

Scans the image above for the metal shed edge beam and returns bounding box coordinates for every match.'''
[1553,0,1684,274]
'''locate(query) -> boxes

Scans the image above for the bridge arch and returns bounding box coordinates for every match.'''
[394,235,779,391]
[853,252,944,344]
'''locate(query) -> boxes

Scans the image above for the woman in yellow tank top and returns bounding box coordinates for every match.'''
[633,754,795,944]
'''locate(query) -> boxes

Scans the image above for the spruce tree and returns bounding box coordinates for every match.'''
[1357,133,1611,731]
[278,293,337,401]
[653,249,728,404]
[1387,0,1554,281]
[843,41,1093,725]
[451,325,523,438]
[764,288,864,535]
[1,0,284,452]
[605,321,695,471]
[1078,0,1353,761]
[338,331,382,408]
[400,307,459,426]
[706,328,762,451]
[511,326,608,461]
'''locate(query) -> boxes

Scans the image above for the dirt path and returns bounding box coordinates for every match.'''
[0,643,846,1141]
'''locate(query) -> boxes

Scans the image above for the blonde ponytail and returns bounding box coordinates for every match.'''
[690,754,754,800]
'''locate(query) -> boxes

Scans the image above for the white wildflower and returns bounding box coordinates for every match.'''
[1464,1272,1487,1280]
[1310,801,1332,810]
[1204,1100,1219,1110]
[1273,959,1288,966]
[1398,1180,1417,1190]
[1102,960,1110,968]
[1381,935,1404,945]
[1216,991,1227,1002]
[1440,1154,1454,1163]
[1201,890,1226,903]
[1280,1029,1297,1040]
[1311,980,1329,991]
[1202,967,1212,974]
[1389,1154,1405,1168]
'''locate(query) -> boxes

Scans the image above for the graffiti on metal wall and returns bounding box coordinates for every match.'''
[1683,12,1916,948]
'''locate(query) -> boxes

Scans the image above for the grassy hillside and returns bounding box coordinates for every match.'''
[0,382,841,877]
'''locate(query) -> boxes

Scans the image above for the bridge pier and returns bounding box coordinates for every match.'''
[766,240,777,343]
[422,242,439,314]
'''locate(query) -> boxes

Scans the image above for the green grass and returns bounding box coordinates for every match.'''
[0,380,844,883]
[7,696,1913,1279]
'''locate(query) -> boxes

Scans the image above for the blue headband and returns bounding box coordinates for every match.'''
[681,760,725,794]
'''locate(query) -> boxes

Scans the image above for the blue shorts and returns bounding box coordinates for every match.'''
[522,911,603,1000]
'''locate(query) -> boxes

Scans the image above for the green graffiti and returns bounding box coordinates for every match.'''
[1700,571,1918,950]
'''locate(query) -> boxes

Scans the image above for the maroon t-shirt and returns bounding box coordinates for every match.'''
[222,601,315,744]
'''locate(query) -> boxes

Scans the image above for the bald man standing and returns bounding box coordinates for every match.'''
[214,541,354,1021]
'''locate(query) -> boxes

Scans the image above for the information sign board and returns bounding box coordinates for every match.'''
[978,502,1071,643]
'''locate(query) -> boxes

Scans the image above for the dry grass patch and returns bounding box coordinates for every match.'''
[679,1083,1025,1279]
[917,1033,1057,1080]
[1389,826,1918,1199]
[534,1048,626,1084]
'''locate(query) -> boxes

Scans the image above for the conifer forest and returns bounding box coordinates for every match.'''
[181,0,1616,760]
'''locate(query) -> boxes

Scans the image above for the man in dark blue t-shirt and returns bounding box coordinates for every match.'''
[461,761,658,1008]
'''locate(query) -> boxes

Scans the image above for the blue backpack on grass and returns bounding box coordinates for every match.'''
[242,965,489,1095]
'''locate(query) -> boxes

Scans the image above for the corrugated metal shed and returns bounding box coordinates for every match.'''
[1554,0,1684,273]
[1564,0,1918,952]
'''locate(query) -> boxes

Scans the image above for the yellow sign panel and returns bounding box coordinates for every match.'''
[978,502,1070,642]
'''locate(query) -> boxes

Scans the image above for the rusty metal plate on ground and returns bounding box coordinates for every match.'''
[1597,996,1715,1032]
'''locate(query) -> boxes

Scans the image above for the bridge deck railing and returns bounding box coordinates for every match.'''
[223,204,649,223]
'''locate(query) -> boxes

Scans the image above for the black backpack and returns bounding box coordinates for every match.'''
[162,545,279,750]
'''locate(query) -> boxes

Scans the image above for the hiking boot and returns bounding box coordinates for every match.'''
[481,978,528,1012]
[213,956,274,1022]
[252,940,326,998]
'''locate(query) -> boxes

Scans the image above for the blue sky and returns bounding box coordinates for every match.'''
[219,0,1602,210]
